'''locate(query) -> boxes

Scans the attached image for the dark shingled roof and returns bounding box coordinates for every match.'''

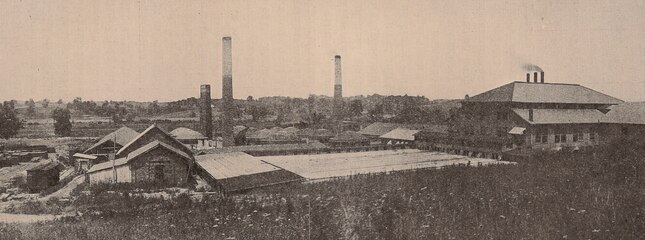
[84,127,140,153]
[512,108,606,124]
[466,81,623,104]
[601,102,645,124]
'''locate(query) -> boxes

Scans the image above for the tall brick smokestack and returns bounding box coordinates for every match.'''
[334,55,342,99]
[222,36,234,147]
[333,55,342,122]
[199,84,213,139]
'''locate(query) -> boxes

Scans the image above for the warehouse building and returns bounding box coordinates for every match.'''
[415,72,643,158]
[86,124,195,186]
[195,152,302,193]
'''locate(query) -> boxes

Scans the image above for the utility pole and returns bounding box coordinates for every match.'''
[112,132,117,183]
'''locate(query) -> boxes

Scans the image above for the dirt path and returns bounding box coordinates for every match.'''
[41,175,84,201]
[0,213,58,223]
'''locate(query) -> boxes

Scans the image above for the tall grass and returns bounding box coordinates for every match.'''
[2,137,644,239]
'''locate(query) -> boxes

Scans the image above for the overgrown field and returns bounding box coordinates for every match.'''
[1,139,644,239]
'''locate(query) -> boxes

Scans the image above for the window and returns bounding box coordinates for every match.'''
[536,134,548,144]
[573,133,583,142]
[555,134,567,143]
[590,132,596,142]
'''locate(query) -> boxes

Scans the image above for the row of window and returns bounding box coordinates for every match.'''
[535,132,596,144]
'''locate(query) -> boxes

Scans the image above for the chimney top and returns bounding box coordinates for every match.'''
[223,36,231,40]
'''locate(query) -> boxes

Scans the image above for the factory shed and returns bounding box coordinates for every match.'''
[73,153,99,173]
[195,152,302,193]
[84,126,140,155]
[379,128,420,145]
[26,160,65,193]
[87,140,193,185]
[329,131,370,147]
[197,141,329,156]
[358,122,402,138]
[170,127,208,147]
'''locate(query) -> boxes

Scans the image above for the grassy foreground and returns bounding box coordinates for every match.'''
[1,139,644,239]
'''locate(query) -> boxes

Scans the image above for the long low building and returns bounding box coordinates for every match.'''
[195,152,302,193]
[416,75,645,158]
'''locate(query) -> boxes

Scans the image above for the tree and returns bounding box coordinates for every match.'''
[349,100,363,117]
[42,98,50,108]
[26,99,36,115]
[248,103,269,121]
[247,96,254,101]
[368,103,384,122]
[0,101,24,139]
[52,107,72,136]
[57,99,63,104]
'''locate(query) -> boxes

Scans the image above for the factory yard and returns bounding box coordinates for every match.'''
[262,149,514,181]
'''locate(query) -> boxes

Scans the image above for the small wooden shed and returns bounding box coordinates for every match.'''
[26,160,65,193]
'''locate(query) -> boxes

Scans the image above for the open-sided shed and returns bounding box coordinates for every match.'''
[195,152,302,193]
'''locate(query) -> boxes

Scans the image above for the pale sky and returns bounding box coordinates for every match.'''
[1,0,644,102]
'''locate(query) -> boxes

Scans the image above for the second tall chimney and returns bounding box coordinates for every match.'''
[334,55,342,98]
[222,36,234,147]
[526,73,530,83]
[200,84,213,139]
[540,71,544,83]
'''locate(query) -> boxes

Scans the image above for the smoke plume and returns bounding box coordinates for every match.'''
[522,64,543,72]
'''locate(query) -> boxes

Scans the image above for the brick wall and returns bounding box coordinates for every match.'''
[129,147,190,186]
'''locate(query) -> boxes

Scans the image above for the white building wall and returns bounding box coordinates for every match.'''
[88,165,132,184]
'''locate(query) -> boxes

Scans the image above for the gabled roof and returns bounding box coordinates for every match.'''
[88,140,192,173]
[170,127,207,140]
[84,127,139,153]
[358,122,401,136]
[126,140,192,162]
[379,128,420,141]
[512,108,606,124]
[467,81,623,104]
[601,102,645,124]
[359,122,448,136]
[26,160,65,172]
[116,124,193,158]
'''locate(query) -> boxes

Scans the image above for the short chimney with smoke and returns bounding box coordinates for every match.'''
[540,71,544,83]
[534,72,538,83]
[526,73,530,83]
[528,109,534,122]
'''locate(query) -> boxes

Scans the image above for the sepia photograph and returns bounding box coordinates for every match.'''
[0,0,644,239]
